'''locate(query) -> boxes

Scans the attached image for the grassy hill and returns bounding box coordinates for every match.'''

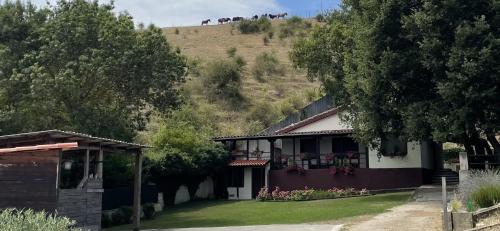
[162,19,321,136]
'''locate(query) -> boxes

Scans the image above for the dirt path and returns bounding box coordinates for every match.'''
[343,201,442,231]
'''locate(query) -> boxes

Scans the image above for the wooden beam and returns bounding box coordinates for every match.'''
[269,139,275,170]
[97,149,103,179]
[84,149,90,178]
[246,140,250,160]
[133,150,143,231]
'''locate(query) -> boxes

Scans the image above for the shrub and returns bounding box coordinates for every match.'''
[443,147,465,161]
[458,170,500,209]
[101,213,112,228]
[226,47,237,58]
[143,203,156,219]
[202,59,244,103]
[0,208,79,231]
[174,28,179,35]
[267,31,274,39]
[279,16,312,39]
[246,102,280,128]
[257,186,369,201]
[238,18,271,34]
[263,36,270,46]
[471,185,500,208]
[252,52,285,81]
[112,206,133,225]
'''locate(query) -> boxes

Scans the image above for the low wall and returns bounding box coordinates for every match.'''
[269,168,430,190]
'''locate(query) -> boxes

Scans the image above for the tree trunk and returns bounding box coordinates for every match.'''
[463,135,475,156]
[486,134,500,155]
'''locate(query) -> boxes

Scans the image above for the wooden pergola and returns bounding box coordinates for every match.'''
[0,130,149,231]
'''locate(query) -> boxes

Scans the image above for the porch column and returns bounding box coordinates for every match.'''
[246,140,250,160]
[84,149,90,178]
[293,138,296,163]
[133,149,143,231]
[97,149,103,179]
[269,139,275,169]
[316,137,321,168]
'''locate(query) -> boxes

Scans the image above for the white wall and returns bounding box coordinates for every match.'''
[195,176,214,199]
[420,141,434,169]
[174,185,190,204]
[291,112,351,133]
[227,168,252,200]
[368,141,426,168]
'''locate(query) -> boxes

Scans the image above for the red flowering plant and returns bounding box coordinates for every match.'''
[257,186,369,201]
[256,186,272,201]
[343,166,354,175]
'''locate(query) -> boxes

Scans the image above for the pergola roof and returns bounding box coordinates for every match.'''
[0,130,150,150]
[213,129,354,141]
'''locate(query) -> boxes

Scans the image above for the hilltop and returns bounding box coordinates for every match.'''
[162,19,322,135]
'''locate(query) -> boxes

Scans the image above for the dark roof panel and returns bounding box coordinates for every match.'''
[0,130,149,150]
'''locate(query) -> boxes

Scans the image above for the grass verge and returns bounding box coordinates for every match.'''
[106,192,411,230]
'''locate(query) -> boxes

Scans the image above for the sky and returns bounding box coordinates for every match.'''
[22,0,341,27]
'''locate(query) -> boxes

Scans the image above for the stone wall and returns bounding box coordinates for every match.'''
[57,179,103,231]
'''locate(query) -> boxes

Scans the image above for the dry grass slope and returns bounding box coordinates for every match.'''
[162,20,321,135]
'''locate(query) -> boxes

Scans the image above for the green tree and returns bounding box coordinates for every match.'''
[147,104,229,204]
[291,0,500,154]
[0,0,186,140]
[202,58,245,106]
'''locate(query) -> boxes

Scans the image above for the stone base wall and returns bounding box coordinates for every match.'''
[57,179,103,231]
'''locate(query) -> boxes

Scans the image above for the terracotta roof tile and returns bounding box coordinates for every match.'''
[229,159,269,167]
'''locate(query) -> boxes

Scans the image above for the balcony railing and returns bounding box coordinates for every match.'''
[273,152,363,170]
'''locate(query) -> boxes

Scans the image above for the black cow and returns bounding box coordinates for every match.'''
[269,14,278,19]
[232,16,244,22]
[201,19,210,25]
[252,15,258,20]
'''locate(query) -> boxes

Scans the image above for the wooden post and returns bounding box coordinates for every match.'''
[97,149,103,179]
[292,138,296,163]
[459,152,469,184]
[133,150,143,231]
[269,139,275,170]
[84,149,90,178]
[442,176,451,231]
[246,140,250,160]
[316,136,321,168]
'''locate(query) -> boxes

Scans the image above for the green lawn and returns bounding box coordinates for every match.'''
[107,192,411,230]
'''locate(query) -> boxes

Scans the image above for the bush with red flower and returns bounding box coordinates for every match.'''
[257,186,370,201]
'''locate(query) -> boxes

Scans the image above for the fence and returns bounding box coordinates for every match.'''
[261,95,334,134]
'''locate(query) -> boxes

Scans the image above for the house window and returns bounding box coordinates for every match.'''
[381,136,407,156]
[300,138,316,153]
[333,137,359,153]
[235,140,247,152]
[227,168,244,187]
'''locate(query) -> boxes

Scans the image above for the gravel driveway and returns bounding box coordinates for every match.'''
[344,201,442,231]
[150,224,343,231]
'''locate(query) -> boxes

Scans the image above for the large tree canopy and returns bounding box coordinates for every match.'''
[292,0,500,155]
[0,0,186,140]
